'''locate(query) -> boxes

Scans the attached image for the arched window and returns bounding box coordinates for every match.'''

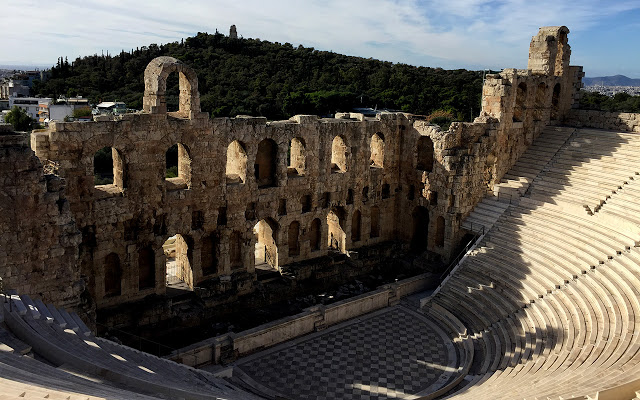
[435,216,446,248]
[301,194,312,213]
[513,82,527,122]
[288,137,306,176]
[94,147,125,189]
[346,189,354,205]
[288,221,300,256]
[416,137,434,172]
[411,206,429,253]
[309,219,321,251]
[201,233,218,276]
[331,135,348,173]
[104,253,122,296]
[351,210,361,242]
[370,207,380,238]
[138,246,155,290]
[230,231,243,269]
[226,140,247,184]
[551,83,561,120]
[165,143,191,188]
[255,139,277,188]
[370,133,385,168]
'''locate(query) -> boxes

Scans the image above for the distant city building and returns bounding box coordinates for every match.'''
[9,96,52,120]
[0,70,49,99]
[40,96,92,123]
[94,101,127,115]
[583,85,640,96]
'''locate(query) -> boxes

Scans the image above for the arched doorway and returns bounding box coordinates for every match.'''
[551,83,561,120]
[411,206,429,253]
[254,219,278,270]
[163,234,193,291]
[327,207,346,252]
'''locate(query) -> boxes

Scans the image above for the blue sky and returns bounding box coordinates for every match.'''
[1,0,639,78]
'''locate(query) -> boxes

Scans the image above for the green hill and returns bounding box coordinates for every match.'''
[33,31,484,122]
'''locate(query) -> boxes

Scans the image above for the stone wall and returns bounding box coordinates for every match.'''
[565,109,640,133]
[0,26,583,322]
[0,125,85,310]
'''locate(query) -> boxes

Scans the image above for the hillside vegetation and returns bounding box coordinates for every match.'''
[579,91,640,113]
[33,32,484,122]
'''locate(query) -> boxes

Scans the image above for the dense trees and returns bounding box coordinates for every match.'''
[35,32,484,121]
[579,91,640,113]
[5,106,35,131]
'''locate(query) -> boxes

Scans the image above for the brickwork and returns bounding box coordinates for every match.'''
[1,27,583,319]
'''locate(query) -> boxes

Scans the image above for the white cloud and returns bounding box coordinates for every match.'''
[1,0,638,75]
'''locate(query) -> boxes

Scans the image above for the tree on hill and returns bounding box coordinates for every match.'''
[5,106,34,131]
[34,32,486,122]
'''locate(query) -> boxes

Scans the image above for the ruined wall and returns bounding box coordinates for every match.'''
[1,27,582,316]
[396,26,582,258]
[565,109,640,133]
[0,125,84,309]
[31,66,405,309]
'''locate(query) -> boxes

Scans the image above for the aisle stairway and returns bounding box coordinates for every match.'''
[426,127,640,399]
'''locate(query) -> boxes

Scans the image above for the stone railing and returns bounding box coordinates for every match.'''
[168,273,432,367]
[566,109,640,133]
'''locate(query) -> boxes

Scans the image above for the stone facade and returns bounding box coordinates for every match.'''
[1,27,583,322]
[0,125,85,310]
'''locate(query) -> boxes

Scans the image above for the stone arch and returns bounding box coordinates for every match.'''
[143,56,200,118]
[370,132,385,168]
[327,207,346,252]
[288,221,300,256]
[255,138,278,188]
[165,143,192,188]
[411,206,429,252]
[416,136,434,172]
[331,135,348,173]
[163,234,193,290]
[254,218,279,269]
[226,140,247,184]
[104,252,122,297]
[513,82,527,122]
[351,210,361,242]
[309,218,322,251]
[288,137,306,176]
[551,83,561,120]
[94,146,125,189]
[435,215,446,248]
[370,206,380,238]
[138,246,155,290]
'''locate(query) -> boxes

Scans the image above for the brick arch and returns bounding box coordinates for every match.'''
[143,56,200,118]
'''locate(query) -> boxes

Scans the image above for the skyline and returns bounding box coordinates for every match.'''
[2,0,639,78]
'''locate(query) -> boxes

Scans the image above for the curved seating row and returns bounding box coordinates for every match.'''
[1,294,257,400]
[432,127,640,399]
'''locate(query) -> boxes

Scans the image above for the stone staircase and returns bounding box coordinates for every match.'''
[462,126,575,235]
[426,127,640,399]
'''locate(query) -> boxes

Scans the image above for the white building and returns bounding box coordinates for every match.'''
[9,97,52,120]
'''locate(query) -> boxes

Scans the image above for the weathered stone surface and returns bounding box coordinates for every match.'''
[0,26,586,324]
